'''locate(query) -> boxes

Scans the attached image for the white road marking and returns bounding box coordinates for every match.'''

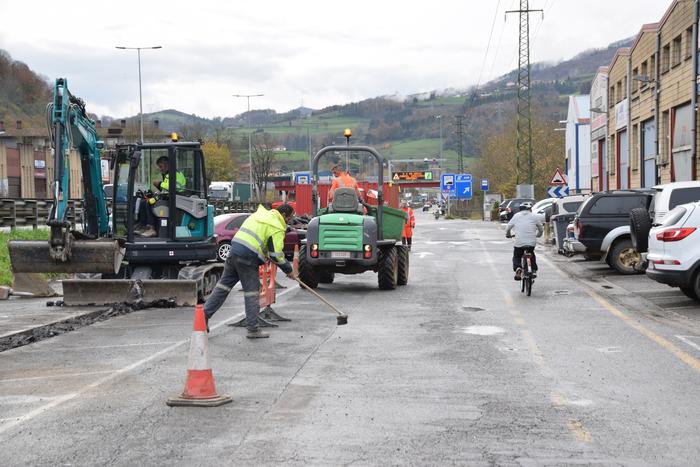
[460,325,505,336]
[425,241,444,245]
[676,335,700,353]
[416,252,434,259]
[0,370,114,384]
[20,341,180,352]
[0,286,300,437]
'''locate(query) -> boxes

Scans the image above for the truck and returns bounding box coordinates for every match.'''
[208,181,251,202]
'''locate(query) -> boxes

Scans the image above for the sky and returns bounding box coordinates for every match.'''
[0,0,671,119]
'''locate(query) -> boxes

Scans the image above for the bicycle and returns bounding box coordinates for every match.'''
[519,248,535,297]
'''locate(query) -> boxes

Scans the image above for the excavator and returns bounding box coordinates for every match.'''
[8,78,223,306]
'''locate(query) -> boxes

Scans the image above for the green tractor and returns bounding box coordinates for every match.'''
[299,145,409,290]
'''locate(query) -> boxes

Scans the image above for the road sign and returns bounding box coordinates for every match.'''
[549,168,567,186]
[391,171,434,182]
[547,185,570,198]
[480,178,489,191]
[295,173,310,185]
[455,174,473,200]
[440,173,455,193]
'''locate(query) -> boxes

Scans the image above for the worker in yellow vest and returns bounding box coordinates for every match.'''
[203,204,297,338]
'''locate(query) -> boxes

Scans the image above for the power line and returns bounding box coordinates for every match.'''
[476,0,503,89]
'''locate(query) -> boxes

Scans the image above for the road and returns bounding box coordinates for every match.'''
[2,210,700,465]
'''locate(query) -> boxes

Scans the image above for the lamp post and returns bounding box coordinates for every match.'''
[343,128,352,172]
[115,46,162,143]
[435,115,443,164]
[234,93,264,200]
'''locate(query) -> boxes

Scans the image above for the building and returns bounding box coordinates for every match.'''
[590,67,609,191]
[592,0,700,190]
[564,95,591,194]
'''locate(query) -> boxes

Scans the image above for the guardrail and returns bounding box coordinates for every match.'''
[0,199,269,229]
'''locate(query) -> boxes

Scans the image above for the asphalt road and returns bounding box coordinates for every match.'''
[2,210,700,465]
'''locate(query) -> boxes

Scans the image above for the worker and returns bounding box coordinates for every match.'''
[203,204,297,338]
[153,155,186,192]
[328,163,361,202]
[401,200,416,251]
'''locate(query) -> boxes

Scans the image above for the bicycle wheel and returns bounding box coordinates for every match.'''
[526,275,532,296]
[520,257,528,293]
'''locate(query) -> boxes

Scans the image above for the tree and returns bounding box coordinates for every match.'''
[251,132,277,201]
[203,141,238,183]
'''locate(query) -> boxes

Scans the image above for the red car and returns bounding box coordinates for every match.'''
[213,213,304,262]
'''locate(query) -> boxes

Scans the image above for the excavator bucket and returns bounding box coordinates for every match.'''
[61,279,199,307]
[8,240,124,274]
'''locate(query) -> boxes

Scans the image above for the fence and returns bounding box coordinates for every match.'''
[0,199,271,230]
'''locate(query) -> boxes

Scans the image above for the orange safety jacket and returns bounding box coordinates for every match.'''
[329,172,359,200]
[402,207,415,238]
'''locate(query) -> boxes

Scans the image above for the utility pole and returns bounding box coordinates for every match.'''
[506,1,543,188]
[454,115,465,173]
[233,93,264,200]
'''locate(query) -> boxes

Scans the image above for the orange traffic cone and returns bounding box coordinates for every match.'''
[166,304,232,407]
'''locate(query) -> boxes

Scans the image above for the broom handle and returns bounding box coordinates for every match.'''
[295,278,346,317]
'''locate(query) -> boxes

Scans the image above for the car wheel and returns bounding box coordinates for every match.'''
[609,238,642,275]
[397,245,409,286]
[681,285,698,301]
[377,246,398,290]
[630,207,652,253]
[217,242,231,262]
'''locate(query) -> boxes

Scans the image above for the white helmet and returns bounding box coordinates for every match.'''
[519,201,533,210]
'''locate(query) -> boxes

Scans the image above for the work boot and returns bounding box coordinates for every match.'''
[246,329,270,339]
[514,267,523,281]
[140,226,157,238]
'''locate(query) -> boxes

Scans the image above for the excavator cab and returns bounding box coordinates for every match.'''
[110,141,218,273]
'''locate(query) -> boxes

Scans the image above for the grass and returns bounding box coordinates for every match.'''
[0,229,50,286]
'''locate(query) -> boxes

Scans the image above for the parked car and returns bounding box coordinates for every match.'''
[646,202,700,300]
[564,189,654,274]
[532,197,556,219]
[630,181,700,256]
[213,213,304,262]
[549,195,587,254]
[499,198,536,222]
[422,203,431,212]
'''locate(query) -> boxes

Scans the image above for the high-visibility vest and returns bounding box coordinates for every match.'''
[161,171,186,191]
[231,205,289,268]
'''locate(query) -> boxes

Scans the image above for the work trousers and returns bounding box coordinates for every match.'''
[135,197,155,228]
[204,253,261,331]
[401,236,412,249]
[512,246,538,272]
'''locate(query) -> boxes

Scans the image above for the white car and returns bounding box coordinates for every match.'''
[646,201,700,300]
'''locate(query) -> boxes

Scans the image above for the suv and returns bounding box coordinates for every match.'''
[646,202,700,300]
[564,190,653,274]
[630,182,700,256]
[499,198,536,222]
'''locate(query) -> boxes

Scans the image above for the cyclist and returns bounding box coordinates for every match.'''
[505,201,543,281]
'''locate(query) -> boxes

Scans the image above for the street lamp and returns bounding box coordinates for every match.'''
[234,93,264,200]
[115,46,162,143]
[343,128,352,172]
[435,115,443,163]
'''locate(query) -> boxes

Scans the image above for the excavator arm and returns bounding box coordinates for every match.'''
[9,78,123,274]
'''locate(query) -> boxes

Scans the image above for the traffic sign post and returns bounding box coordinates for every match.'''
[547,185,570,198]
[392,171,434,182]
[455,174,472,200]
[295,172,310,185]
[480,178,488,191]
[440,173,455,194]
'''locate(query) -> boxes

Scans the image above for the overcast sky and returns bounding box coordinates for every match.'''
[0,0,671,119]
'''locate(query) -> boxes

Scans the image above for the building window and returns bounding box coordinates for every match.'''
[616,81,622,103]
[686,28,693,60]
[609,86,615,108]
[640,61,648,89]
[650,54,656,77]
[662,44,670,73]
[672,35,682,67]
[609,134,616,176]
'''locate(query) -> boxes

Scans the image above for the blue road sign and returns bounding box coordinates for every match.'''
[480,178,489,191]
[547,185,570,198]
[440,173,456,194]
[455,174,473,200]
[295,172,311,185]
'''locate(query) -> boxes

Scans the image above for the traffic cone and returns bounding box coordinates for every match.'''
[293,244,300,275]
[166,304,232,407]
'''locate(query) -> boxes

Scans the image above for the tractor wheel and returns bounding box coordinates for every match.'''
[378,246,398,290]
[397,245,409,286]
[298,245,319,289]
[318,270,335,284]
